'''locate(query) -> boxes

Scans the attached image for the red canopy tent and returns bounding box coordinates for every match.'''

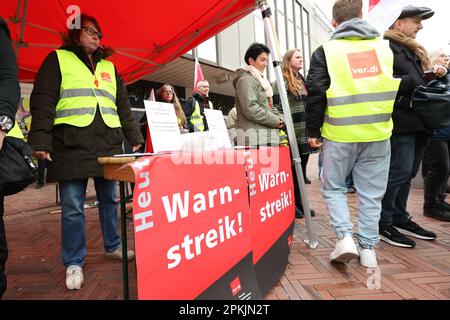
[2,0,256,83]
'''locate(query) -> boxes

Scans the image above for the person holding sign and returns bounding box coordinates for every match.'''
[233,43,285,146]
[28,14,144,290]
[141,84,188,143]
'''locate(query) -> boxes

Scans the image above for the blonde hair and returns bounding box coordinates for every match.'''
[282,48,307,96]
[155,84,187,126]
[429,48,450,68]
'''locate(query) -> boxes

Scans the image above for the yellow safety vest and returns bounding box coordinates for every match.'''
[6,122,24,139]
[54,50,121,128]
[321,39,400,142]
[190,99,213,131]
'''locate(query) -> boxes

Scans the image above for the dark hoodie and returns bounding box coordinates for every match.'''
[28,45,144,182]
[305,18,382,138]
[0,17,20,122]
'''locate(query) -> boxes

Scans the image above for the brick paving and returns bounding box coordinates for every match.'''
[2,154,450,300]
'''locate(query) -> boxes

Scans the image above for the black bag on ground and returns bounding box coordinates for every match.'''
[0,137,37,196]
[411,78,450,130]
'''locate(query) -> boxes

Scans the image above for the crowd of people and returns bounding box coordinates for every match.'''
[0,0,449,297]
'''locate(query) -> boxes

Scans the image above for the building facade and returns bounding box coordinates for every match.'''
[128,0,332,116]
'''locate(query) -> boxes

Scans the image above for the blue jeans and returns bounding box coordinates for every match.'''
[380,133,429,230]
[59,178,120,267]
[321,139,391,249]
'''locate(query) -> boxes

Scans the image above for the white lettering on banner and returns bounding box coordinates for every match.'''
[260,191,292,223]
[162,191,190,222]
[162,187,236,223]
[135,211,154,232]
[258,171,288,192]
[166,212,243,269]
[132,158,150,171]
[135,170,154,233]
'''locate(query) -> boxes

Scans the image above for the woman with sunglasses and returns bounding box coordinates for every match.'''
[28,14,144,291]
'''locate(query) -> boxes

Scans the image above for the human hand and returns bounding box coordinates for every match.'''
[276,120,285,129]
[132,144,143,152]
[0,130,5,150]
[34,151,52,161]
[433,64,448,78]
[308,137,323,148]
[0,130,6,150]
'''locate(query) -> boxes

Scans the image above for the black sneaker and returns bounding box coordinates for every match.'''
[295,207,315,219]
[380,226,416,248]
[423,205,450,222]
[393,219,437,240]
[438,200,450,212]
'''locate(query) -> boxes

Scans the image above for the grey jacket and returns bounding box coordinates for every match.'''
[233,69,284,146]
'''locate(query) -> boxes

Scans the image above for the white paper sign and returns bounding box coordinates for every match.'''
[144,100,182,153]
[203,109,232,149]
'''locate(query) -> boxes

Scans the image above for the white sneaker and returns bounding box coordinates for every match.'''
[330,236,359,263]
[105,248,135,261]
[357,246,378,268]
[66,265,84,290]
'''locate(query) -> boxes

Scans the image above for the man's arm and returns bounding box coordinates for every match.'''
[305,46,330,139]
[0,17,20,149]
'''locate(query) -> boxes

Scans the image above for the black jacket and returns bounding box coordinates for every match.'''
[0,17,20,122]
[28,45,144,182]
[183,92,212,132]
[305,46,329,138]
[388,40,428,134]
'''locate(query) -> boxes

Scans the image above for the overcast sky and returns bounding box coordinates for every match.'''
[310,0,450,53]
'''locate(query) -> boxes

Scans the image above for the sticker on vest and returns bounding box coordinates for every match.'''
[101,72,112,82]
[347,49,382,79]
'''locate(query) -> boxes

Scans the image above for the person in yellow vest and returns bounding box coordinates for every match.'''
[28,14,144,291]
[306,0,401,268]
[0,16,21,299]
[183,79,214,132]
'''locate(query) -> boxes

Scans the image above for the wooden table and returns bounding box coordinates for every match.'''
[98,156,137,300]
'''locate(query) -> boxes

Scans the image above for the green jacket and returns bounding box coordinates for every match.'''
[233,69,284,146]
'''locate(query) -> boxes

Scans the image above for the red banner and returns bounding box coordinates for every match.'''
[241,146,294,263]
[129,147,294,299]
[130,150,253,299]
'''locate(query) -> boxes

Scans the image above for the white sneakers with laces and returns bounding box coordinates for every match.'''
[357,245,378,268]
[66,265,84,290]
[330,236,359,263]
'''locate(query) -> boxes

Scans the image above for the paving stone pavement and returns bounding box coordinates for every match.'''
[2,154,450,300]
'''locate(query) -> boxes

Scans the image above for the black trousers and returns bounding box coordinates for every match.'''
[37,159,46,185]
[0,196,6,299]
[292,153,310,208]
[424,140,450,205]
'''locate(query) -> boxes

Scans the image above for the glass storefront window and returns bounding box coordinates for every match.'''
[198,36,217,63]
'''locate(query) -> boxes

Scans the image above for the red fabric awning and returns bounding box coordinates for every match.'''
[2,0,256,83]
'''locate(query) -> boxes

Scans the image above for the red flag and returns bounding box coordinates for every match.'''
[369,0,380,11]
[193,57,204,93]
[145,89,155,153]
